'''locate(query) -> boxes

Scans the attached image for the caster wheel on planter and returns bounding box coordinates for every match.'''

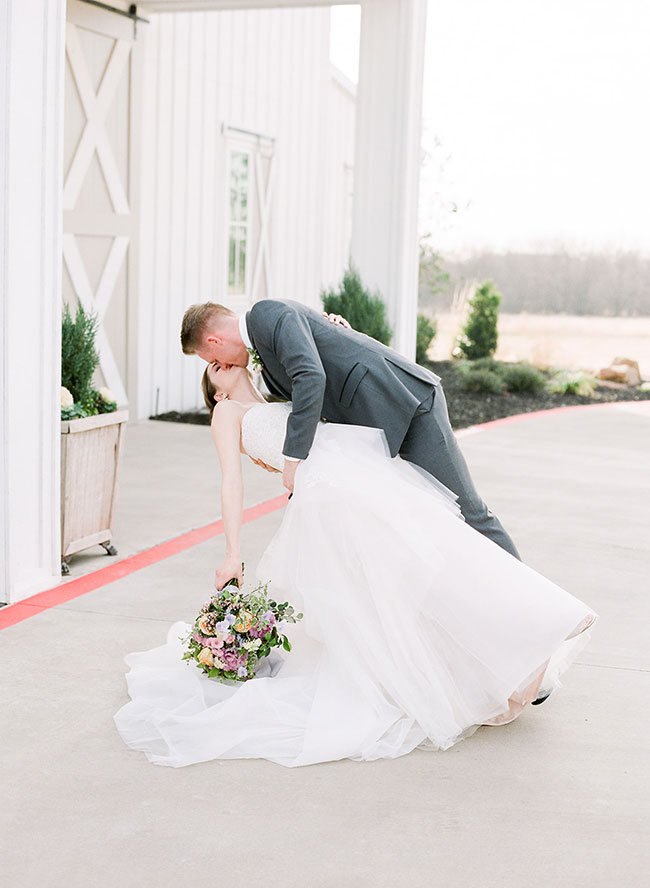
[61,560,70,576]
[101,542,118,556]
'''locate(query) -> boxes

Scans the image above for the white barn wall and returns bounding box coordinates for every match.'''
[321,65,356,292]
[0,0,65,603]
[137,6,356,418]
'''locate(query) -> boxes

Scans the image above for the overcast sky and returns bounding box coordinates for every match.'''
[330,1,650,257]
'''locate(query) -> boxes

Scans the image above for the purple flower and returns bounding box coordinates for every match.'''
[220,649,239,670]
[237,666,247,677]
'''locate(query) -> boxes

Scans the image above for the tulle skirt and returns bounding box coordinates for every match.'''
[114,423,597,767]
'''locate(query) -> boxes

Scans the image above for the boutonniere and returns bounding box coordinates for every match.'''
[247,347,263,372]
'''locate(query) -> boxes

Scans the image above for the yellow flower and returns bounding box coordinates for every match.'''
[198,615,213,634]
[197,647,214,667]
[234,610,253,632]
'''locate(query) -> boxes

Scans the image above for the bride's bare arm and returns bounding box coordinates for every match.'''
[210,401,245,589]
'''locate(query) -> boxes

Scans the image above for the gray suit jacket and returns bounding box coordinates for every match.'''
[246,299,440,461]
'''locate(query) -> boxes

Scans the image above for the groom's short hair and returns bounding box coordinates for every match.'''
[180,302,236,354]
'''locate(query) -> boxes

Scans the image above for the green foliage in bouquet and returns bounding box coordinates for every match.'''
[455,280,501,360]
[182,575,303,683]
[61,302,118,419]
[416,314,437,366]
[321,264,392,345]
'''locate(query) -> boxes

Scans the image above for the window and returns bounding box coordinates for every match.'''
[227,149,250,297]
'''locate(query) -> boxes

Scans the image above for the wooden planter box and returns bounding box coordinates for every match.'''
[60,410,128,573]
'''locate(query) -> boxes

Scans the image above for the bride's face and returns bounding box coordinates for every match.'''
[207,361,240,399]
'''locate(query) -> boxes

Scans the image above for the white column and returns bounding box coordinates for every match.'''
[0,0,66,603]
[351,0,427,359]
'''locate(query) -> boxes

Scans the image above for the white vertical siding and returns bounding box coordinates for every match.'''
[322,66,357,291]
[1,0,65,602]
[137,5,356,416]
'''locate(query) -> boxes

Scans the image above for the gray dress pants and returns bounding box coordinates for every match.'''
[398,384,522,560]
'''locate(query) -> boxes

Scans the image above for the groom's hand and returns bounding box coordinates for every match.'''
[323,311,351,329]
[282,459,300,493]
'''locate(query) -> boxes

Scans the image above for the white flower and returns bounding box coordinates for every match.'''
[242,639,262,652]
[213,657,228,670]
[98,386,116,403]
[61,387,74,409]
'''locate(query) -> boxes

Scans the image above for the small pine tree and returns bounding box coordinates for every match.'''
[415,314,437,365]
[321,265,392,345]
[61,302,100,407]
[456,280,501,360]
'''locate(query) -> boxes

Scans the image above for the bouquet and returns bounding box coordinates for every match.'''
[182,576,303,682]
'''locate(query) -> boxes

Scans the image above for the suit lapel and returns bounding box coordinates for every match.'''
[246,309,291,399]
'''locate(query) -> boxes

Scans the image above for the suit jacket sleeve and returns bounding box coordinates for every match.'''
[252,301,326,460]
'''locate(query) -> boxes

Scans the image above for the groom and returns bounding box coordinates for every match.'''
[181,298,521,559]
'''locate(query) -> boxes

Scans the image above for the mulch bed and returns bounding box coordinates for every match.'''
[425,360,650,430]
[150,359,650,432]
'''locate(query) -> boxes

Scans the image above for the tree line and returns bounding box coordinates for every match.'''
[419,249,650,316]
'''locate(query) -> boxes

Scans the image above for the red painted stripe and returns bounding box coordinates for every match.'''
[455,400,644,438]
[1,399,645,630]
[0,494,289,631]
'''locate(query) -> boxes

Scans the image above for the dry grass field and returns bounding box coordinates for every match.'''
[427,313,650,379]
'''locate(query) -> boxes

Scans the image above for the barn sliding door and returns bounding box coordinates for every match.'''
[63,0,142,407]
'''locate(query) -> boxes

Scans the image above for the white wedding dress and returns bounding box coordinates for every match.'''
[114,402,597,768]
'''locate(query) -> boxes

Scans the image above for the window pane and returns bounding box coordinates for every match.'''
[227,151,249,296]
[230,151,248,222]
[227,235,237,294]
[238,228,246,292]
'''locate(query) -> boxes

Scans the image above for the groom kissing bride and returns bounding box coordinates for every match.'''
[111,297,596,768]
[180,297,521,560]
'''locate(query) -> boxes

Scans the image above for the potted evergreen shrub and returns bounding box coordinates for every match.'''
[60,304,128,575]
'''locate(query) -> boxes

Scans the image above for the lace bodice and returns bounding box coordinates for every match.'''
[241,402,293,471]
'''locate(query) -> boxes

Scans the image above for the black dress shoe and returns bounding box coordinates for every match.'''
[531,691,552,706]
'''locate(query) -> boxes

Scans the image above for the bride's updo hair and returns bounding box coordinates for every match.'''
[201,366,219,417]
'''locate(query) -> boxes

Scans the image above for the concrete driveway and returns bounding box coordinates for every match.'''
[2,403,649,888]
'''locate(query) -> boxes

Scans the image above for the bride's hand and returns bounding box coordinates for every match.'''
[323,311,351,329]
[214,558,244,591]
[249,456,281,473]
[282,459,300,493]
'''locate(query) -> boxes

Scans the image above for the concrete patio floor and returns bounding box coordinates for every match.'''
[2,402,649,888]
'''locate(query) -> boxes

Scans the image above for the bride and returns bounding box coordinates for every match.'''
[114,363,597,768]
